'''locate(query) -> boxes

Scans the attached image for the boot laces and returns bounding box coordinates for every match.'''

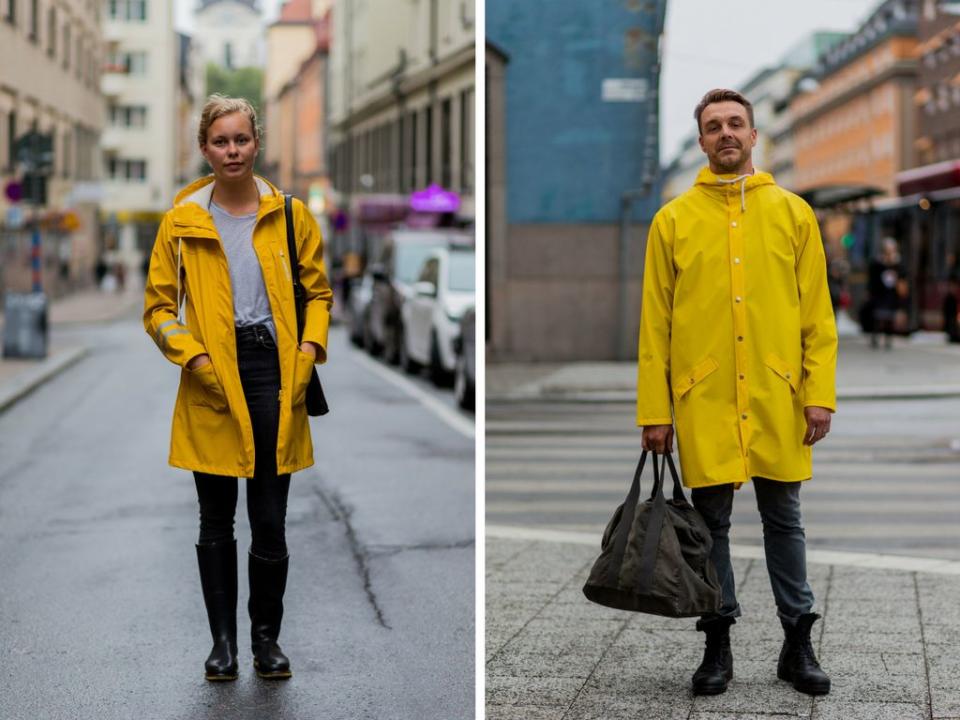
[795,637,821,668]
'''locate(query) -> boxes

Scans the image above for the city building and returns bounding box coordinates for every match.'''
[176,32,205,186]
[0,0,104,297]
[100,0,178,276]
[487,0,666,360]
[327,0,476,262]
[193,0,264,71]
[791,0,920,199]
[262,0,331,192]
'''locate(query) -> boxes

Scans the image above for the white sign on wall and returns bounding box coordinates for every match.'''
[602,78,648,102]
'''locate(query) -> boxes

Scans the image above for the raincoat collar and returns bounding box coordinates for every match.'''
[693,166,776,212]
[171,175,285,232]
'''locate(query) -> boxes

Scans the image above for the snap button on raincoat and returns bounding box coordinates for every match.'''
[144,175,332,478]
[636,167,837,488]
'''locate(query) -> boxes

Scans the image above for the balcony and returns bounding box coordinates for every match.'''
[100,127,123,152]
[100,72,126,97]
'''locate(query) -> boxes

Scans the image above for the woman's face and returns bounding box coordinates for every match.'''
[201,112,259,182]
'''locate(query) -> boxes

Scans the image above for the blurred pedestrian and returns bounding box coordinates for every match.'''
[143,94,333,682]
[944,272,960,344]
[637,88,837,698]
[867,237,905,349]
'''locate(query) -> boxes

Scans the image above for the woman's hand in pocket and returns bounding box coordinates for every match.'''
[187,353,211,370]
[299,342,319,360]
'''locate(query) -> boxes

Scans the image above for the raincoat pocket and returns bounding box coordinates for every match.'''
[673,357,719,401]
[764,353,800,393]
[292,348,315,406]
[185,362,228,410]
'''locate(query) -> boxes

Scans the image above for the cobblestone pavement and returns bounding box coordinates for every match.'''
[486,537,960,720]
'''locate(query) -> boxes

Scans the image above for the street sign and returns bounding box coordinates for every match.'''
[5,206,25,229]
[4,180,22,203]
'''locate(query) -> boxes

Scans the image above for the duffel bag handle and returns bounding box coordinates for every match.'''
[651,452,687,505]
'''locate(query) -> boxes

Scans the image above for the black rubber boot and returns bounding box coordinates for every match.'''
[692,617,734,695]
[778,613,831,695]
[196,540,239,681]
[248,552,293,680]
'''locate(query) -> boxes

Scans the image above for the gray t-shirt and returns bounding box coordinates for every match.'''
[209,201,276,340]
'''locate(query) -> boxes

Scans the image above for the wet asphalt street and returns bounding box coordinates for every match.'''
[0,319,475,720]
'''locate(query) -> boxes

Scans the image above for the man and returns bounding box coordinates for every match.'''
[636,89,837,697]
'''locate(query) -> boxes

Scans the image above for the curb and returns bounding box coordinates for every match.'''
[0,346,90,414]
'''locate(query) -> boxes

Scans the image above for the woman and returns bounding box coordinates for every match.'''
[143,95,332,681]
[868,237,905,350]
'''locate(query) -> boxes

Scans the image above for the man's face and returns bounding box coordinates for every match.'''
[200,112,259,181]
[698,101,757,174]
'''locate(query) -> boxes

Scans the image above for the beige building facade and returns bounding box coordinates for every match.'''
[0,0,104,296]
[100,0,178,276]
[328,0,475,225]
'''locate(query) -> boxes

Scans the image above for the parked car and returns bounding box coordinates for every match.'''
[346,273,374,347]
[366,228,473,363]
[400,246,475,386]
[453,306,475,410]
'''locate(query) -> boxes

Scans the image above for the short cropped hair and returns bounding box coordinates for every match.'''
[197,94,262,146]
[694,89,754,134]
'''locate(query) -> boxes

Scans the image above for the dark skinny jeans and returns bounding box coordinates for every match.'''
[195,324,290,561]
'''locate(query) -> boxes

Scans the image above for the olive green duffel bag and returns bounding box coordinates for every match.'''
[583,451,721,617]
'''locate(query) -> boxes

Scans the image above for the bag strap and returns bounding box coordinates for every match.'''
[605,451,683,594]
[605,451,647,587]
[634,454,667,594]
[284,194,305,342]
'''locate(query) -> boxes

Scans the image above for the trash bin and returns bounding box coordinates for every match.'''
[2,292,48,359]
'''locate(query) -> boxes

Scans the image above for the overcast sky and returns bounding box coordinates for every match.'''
[659,0,881,162]
[176,0,882,164]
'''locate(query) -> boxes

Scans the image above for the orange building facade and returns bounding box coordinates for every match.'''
[792,34,918,198]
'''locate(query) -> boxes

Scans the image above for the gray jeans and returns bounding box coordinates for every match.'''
[691,478,815,625]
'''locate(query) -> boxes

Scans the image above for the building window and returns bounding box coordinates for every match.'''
[108,157,147,181]
[4,0,15,25]
[409,110,418,191]
[6,110,15,172]
[47,5,56,57]
[108,0,146,21]
[424,105,433,185]
[62,22,70,69]
[107,50,147,74]
[109,104,147,128]
[460,88,473,192]
[440,97,452,188]
[224,41,233,69]
[28,0,37,42]
[62,128,71,178]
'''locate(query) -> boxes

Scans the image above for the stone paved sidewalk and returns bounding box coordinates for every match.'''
[486,537,960,720]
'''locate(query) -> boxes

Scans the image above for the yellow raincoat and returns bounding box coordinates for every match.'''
[144,175,332,477]
[637,167,837,488]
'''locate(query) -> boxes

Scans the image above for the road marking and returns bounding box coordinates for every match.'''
[486,524,960,575]
[351,349,474,439]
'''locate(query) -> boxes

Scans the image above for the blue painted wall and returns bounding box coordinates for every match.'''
[488,0,665,224]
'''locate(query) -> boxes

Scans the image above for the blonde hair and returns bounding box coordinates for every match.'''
[197,93,262,146]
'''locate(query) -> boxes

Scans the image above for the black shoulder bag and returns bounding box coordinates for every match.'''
[284,194,329,416]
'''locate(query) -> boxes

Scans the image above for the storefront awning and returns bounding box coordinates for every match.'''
[896,159,960,196]
[798,184,884,209]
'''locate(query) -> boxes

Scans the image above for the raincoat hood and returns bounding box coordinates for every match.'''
[694,167,776,212]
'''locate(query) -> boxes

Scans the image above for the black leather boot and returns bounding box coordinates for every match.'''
[248,552,293,680]
[778,613,831,695]
[692,617,734,695]
[196,540,239,681]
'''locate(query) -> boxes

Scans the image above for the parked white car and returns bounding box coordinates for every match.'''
[400,247,475,385]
